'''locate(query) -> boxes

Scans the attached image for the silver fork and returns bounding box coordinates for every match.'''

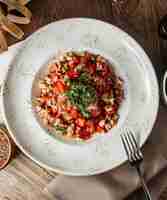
[121,128,152,200]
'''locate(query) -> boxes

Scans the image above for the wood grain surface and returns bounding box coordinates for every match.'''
[11,0,167,78]
[1,0,167,199]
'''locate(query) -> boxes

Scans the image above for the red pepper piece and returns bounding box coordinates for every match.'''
[67,71,80,79]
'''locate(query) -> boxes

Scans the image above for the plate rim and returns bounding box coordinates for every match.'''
[1,17,159,176]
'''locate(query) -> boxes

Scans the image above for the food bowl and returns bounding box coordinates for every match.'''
[2,18,159,175]
[31,50,127,144]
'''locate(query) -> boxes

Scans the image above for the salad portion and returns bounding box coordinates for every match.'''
[33,51,124,140]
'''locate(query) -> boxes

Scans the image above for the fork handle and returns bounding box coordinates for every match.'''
[136,166,152,200]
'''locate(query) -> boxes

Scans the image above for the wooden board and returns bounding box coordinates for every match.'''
[1,0,167,199]
[0,152,57,199]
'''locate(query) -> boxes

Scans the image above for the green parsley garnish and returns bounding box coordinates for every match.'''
[62,64,69,73]
[63,64,69,71]
[78,72,90,83]
[65,72,97,118]
[53,125,66,134]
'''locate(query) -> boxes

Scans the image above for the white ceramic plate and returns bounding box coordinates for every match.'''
[2,18,159,176]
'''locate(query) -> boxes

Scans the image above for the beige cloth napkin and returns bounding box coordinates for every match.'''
[0,43,167,200]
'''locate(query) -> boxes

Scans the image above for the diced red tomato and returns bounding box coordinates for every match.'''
[67,71,80,79]
[79,130,91,140]
[66,106,71,112]
[53,80,66,93]
[88,104,101,117]
[91,108,101,117]
[68,57,80,68]
[96,125,104,133]
[49,105,61,118]
[69,108,79,119]
[88,63,96,74]
[50,111,60,118]
[85,121,95,134]
[50,106,57,115]
[40,96,51,104]
[98,120,105,128]
[101,64,109,76]
[76,118,85,127]
[75,126,81,135]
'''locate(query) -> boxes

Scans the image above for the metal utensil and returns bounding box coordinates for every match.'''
[121,129,152,200]
[159,15,167,105]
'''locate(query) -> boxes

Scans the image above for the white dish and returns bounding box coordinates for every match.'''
[2,18,159,176]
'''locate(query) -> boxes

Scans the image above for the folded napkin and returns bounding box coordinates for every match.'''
[0,43,167,200]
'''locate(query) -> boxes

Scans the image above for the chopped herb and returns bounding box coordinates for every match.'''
[78,72,90,83]
[64,76,70,83]
[63,64,69,72]
[66,74,96,118]
[78,104,91,118]
[53,125,66,134]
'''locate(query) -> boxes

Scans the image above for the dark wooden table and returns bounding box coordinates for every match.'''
[2,0,167,199]
[11,0,167,78]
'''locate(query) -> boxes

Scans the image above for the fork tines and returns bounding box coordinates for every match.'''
[121,128,143,163]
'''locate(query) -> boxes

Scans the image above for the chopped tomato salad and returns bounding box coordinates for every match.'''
[33,51,124,140]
